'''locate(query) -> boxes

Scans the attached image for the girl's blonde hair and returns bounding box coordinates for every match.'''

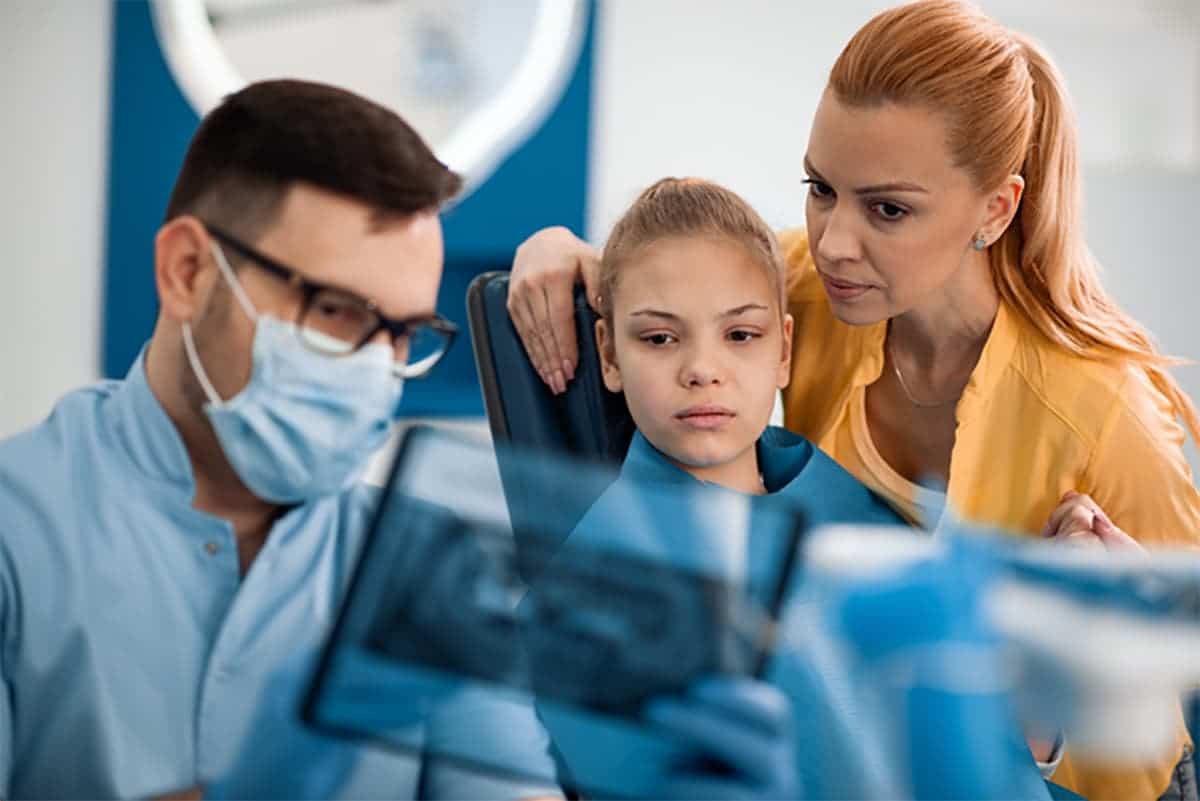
[600,177,786,319]
[829,0,1199,441]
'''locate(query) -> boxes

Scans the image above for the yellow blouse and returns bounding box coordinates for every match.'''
[779,228,1200,800]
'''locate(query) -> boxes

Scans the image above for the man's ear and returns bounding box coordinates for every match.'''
[595,318,623,393]
[154,216,218,323]
[777,313,794,390]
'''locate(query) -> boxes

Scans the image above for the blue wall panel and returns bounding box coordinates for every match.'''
[102,1,200,381]
[412,2,595,416]
[104,0,595,417]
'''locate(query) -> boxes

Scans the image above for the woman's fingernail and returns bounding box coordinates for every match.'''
[553,371,566,394]
[562,359,575,381]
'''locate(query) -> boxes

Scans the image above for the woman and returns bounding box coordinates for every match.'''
[504,2,1200,799]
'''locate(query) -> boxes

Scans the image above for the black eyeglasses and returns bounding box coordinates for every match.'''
[205,225,457,379]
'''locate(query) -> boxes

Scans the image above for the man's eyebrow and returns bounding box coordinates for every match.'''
[803,157,929,195]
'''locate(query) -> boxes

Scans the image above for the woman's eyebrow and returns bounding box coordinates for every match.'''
[854,180,928,195]
[804,156,928,194]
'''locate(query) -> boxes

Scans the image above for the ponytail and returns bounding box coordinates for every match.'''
[993,36,1200,442]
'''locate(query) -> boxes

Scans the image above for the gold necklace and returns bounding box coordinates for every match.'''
[887,336,958,409]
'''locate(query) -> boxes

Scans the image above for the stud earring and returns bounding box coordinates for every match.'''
[972,232,988,251]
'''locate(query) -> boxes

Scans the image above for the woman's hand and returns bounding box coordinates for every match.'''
[507,226,601,394]
[1041,491,1143,552]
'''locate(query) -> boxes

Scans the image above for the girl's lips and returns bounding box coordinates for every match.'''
[820,273,874,300]
[676,406,736,430]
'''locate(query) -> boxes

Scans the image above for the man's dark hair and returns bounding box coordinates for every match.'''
[164,79,462,238]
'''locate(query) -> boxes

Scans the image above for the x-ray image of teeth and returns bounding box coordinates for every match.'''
[521,542,758,718]
[306,428,802,799]
[363,493,760,721]
[365,501,532,688]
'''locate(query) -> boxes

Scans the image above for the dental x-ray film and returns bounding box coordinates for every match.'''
[303,426,804,798]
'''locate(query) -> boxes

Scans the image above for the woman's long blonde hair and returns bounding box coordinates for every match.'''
[829,0,1200,442]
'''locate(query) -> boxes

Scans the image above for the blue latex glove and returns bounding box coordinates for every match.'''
[204,657,360,800]
[645,676,798,800]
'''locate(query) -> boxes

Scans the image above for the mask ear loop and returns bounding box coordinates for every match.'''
[180,240,264,408]
[182,322,224,407]
[210,240,260,322]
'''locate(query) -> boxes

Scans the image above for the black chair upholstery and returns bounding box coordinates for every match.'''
[467,271,636,573]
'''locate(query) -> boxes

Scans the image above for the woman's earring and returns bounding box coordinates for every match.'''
[972,232,989,251]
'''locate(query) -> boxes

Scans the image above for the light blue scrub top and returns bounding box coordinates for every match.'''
[0,353,558,799]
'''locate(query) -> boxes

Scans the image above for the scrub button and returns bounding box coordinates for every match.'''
[204,541,219,556]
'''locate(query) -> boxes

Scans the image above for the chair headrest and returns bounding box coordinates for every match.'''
[468,271,635,464]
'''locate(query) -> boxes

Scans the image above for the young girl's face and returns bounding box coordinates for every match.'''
[596,235,793,493]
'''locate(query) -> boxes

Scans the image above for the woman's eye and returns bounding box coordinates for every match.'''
[728,329,761,343]
[642,333,677,346]
[871,201,908,221]
[804,178,834,199]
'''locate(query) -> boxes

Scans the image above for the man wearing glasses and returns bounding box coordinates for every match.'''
[0,76,800,801]
[0,79,560,799]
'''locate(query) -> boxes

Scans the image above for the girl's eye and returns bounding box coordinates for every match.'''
[871,201,908,221]
[641,333,677,346]
[804,178,834,199]
[728,329,761,343]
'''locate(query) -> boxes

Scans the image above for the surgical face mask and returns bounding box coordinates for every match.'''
[182,241,402,503]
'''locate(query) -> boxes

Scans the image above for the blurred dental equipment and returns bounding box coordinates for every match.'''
[808,523,1200,789]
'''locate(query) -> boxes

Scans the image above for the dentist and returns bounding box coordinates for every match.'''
[0,79,555,800]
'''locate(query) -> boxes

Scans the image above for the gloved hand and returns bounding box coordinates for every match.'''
[645,676,798,800]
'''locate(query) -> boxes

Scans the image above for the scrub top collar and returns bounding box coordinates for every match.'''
[109,345,319,545]
[110,344,200,497]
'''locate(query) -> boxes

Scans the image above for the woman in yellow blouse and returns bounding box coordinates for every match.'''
[505,2,1200,798]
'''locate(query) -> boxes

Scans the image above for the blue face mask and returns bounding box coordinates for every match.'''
[182,242,402,503]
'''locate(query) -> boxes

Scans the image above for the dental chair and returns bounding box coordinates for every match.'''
[467,271,635,577]
[469,272,772,800]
